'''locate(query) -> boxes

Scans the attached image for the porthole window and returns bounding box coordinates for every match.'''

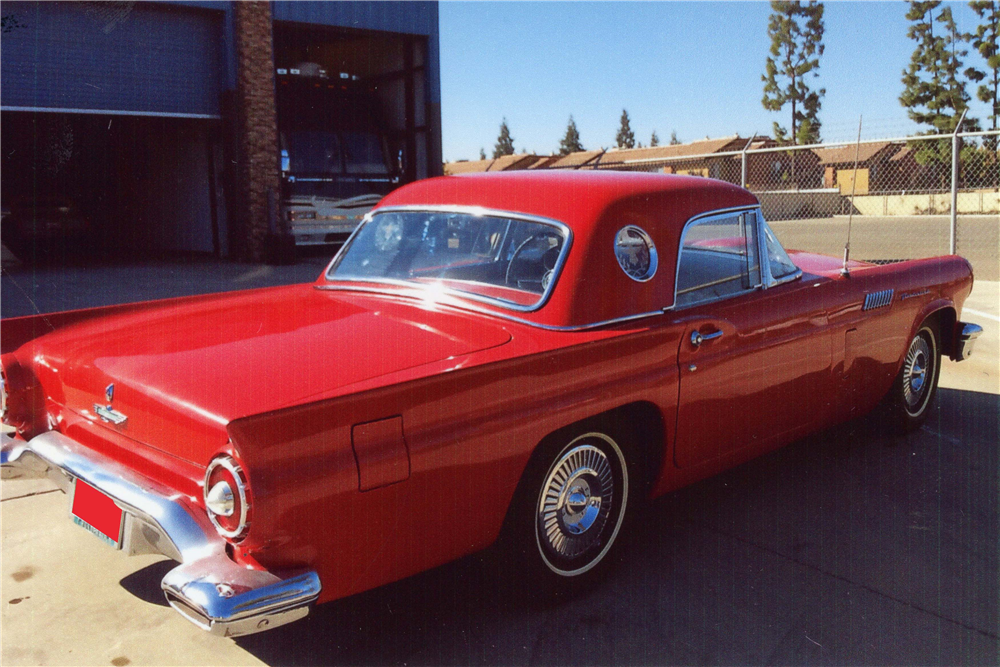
[614,226,658,282]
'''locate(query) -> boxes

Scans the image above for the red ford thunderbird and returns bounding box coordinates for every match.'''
[1,171,983,637]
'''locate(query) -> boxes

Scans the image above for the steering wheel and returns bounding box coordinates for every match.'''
[505,233,561,288]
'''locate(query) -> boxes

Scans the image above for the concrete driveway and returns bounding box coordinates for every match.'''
[1,258,997,664]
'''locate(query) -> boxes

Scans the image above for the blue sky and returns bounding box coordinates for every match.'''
[439,1,995,162]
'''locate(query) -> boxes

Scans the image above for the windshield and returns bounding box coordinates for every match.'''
[343,132,390,174]
[285,130,342,174]
[326,210,570,310]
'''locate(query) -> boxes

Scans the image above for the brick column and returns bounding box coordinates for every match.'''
[231,1,279,261]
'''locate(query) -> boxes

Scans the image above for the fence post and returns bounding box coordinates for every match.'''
[950,109,967,255]
[740,134,756,189]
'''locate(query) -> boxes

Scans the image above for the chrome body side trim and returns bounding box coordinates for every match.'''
[954,321,983,360]
[1,430,320,636]
[900,289,931,301]
[314,282,668,332]
[863,289,895,311]
[322,205,574,314]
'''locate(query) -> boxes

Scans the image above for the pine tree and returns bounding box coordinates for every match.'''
[493,119,514,158]
[559,116,584,155]
[615,109,636,148]
[479,148,486,160]
[761,1,825,145]
[900,1,980,165]
[650,130,660,147]
[966,1,999,135]
[670,130,681,145]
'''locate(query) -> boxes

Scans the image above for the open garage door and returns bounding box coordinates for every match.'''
[273,22,433,182]
[1,112,222,260]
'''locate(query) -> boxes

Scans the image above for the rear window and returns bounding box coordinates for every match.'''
[327,210,570,310]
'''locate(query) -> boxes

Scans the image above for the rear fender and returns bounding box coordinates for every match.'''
[2,305,140,353]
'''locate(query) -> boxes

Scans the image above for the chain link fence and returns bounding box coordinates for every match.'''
[589,131,1000,281]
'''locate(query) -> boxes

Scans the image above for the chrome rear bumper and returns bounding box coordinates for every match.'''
[1,430,320,637]
[953,321,983,361]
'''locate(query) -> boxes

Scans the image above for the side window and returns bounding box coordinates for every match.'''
[675,212,761,308]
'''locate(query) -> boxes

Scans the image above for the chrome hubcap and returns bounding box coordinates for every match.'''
[537,444,614,559]
[903,335,932,412]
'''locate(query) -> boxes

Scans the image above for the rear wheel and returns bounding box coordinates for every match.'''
[886,323,940,432]
[504,430,631,595]
[535,432,629,577]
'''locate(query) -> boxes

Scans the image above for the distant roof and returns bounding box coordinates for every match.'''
[527,155,562,169]
[542,136,769,170]
[889,145,914,162]
[444,154,545,175]
[548,149,606,169]
[599,136,750,164]
[814,142,899,166]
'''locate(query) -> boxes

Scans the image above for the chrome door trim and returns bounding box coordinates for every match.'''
[314,282,667,332]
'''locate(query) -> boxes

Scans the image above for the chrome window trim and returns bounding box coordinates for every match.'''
[671,206,764,311]
[322,205,574,314]
[614,225,658,282]
[757,211,803,288]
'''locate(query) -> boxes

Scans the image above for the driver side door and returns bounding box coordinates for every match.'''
[672,210,832,468]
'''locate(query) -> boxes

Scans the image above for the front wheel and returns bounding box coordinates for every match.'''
[885,324,940,432]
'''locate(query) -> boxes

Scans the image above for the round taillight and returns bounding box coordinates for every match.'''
[204,456,250,540]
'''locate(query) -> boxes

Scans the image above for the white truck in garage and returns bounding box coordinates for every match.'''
[276,64,405,246]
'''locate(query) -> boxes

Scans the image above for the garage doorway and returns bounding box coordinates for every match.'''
[1,111,224,263]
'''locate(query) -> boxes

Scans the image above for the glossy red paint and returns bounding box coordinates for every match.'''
[1,172,974,610]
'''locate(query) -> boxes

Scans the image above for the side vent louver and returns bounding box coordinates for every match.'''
[863,289,894,311]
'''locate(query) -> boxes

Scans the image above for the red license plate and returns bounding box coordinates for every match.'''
[71,479,124,549]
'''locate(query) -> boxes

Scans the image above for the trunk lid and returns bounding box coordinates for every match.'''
[24,285,511,464]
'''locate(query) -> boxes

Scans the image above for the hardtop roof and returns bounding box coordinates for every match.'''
[373,171,760,328]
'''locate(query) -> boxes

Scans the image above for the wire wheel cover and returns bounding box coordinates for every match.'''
[903,334,932,412]
[537,444,615,560]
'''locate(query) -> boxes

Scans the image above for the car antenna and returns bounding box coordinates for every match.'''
[840,115,863,277]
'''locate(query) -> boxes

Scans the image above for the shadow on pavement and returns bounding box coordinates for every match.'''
[233,388,998,666]
[119,559,176,607]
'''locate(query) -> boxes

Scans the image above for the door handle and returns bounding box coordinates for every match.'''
[691,329,723,347]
